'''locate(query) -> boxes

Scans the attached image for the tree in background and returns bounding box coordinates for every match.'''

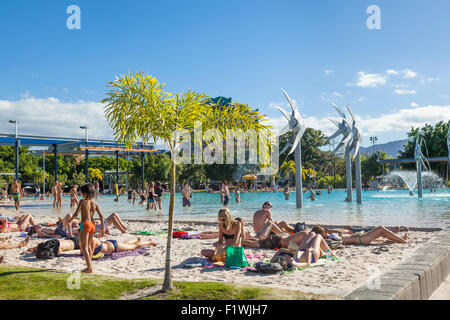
[361,151,389,185]
[398,121,449,176]
[279,160,295,186]
[88,168,103,182]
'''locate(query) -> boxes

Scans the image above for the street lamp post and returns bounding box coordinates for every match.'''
[370,136,378,155]
[9,120,19,181]
[80,125,89,183]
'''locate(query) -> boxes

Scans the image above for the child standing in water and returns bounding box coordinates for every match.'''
[68,183,105,273]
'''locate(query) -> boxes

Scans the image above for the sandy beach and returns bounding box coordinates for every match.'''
[0,206,439,297]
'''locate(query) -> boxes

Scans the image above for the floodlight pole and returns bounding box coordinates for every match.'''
[9,120,19,181]
[43,152,46,195]
[80,125,89,183]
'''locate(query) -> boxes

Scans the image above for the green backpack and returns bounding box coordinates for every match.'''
[225,246,249,268]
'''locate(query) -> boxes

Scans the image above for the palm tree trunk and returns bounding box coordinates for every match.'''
[162,160,176,291]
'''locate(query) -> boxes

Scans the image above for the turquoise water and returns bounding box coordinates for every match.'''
[8,188,450,228]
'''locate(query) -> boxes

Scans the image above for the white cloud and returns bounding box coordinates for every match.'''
[332,91,343,98]
[402,69,418,79]
[324,70,334,76]
[0,96,114,140]
[394,89,417,95]
[386,69,399,75]
[410,102,419,107]
[267,105,450,138]
[347,72,387,88]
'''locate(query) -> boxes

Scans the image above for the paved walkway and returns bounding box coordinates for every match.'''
[429,274,450,300]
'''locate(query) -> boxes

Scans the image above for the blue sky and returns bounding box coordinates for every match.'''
[0,0,449,146]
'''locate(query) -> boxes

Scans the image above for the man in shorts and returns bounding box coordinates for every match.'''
[11,179,22,211]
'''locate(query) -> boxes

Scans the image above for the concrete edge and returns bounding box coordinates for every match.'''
[345,229,450,300]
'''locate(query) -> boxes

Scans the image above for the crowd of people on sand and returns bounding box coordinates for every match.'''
[0,182,157,273]
[1,179,410,275]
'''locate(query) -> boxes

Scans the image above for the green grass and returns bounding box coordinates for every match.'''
[0,265,157,300]
[0,265,341,300]
[140,281,341,300]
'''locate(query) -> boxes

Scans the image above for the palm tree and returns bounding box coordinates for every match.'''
[279,160,295,186]
[102,72,271,291]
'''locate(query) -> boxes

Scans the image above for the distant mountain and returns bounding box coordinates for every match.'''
[359,139,410,158]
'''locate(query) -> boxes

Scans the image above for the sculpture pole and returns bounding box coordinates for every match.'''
[345,146,353,201]
[275,89,306,209]
[355,149,362,204]
[294,142,303,208]
[415,134,423,199]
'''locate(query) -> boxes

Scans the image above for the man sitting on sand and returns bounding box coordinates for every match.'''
[253,202,293,239]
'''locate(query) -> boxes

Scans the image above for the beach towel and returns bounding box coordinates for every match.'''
[58,248,149,261]
[225,246,249,268]
[173,230,188,238]
[180,233,201,239]
[281,256,340,274]
[132,228,184,236]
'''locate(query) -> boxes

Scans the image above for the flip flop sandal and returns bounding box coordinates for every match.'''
[379,246,389,252]
[372,248,381,254]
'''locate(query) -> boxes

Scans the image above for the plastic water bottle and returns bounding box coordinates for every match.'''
[326,250,332,261]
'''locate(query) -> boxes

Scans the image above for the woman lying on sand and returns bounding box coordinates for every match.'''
[27,236,156,256]
[34,212,128,238]
[313,225,408,245]
[272,233,336,268]
[0,214,36,233]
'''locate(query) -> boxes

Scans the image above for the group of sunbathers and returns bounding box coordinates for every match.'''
[201,201,409,267]
[1,188,410,273]
[0,183,157,272]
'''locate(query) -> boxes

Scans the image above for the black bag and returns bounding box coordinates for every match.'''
[36,239,60,259]
[294,222,307,233]
[255,262,283,274]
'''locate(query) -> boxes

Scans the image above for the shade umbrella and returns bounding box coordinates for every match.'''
[242,174,257,191]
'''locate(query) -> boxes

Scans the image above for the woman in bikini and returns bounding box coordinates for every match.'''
[28,236,156,257]
[0,214,36,233]
[313,225,408,245]
[91,236,156,255]
[201,208,244,259]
